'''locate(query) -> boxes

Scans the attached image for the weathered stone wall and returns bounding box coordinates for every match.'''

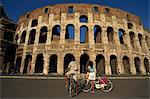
[15,4,150,76]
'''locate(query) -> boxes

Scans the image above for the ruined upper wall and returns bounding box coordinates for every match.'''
[16,3,142,31]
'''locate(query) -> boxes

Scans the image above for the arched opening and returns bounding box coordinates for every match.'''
[80,53,89,73]
[44,8,49,13]
[64,54,75,74]
[49,54,57,73]
[122,56,131,74]
[110,55,118,74]
[107,27,114,43]
[145,36,149,47]
[96,54,105,75]
[80,25,88,43]
[134,57,141,74]
[31,19,38,27]
[51,25,61,41]
[118,29,125,44]
[20,30,26,43]
[39,26,47,43]
[94,25,102,43]
[28,29,36,44]
[79,15,88,23]
[35,53,44,73]
[129,31,135,48]
[128,22,133,29]
[23,54,32,74]
[65,24,75,40]
[144,57,149,74]
[14,56,22,73]
[138,34,143,48]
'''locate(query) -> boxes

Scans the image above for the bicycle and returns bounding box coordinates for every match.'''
[80,74,113,93]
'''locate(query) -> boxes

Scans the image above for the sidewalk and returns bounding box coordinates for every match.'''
[0,74,149,80]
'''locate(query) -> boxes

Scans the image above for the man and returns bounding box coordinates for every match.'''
[65,59,78,82]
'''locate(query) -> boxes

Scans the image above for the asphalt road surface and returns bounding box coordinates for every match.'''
[1,78,149,99]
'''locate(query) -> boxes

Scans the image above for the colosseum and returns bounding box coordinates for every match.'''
[15,3,150,76]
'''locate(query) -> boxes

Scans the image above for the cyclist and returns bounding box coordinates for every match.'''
[86,61,96,94]
[65,58,78,95]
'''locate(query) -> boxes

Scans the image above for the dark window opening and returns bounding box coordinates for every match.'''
[138,34,143,48]
[134,57,141,74]
[35,53,44,73]
[52,25,61,41]
[15,34,18,41]
[31,19,38,27]
[96,54,105,75]
[127,14,130,21]
[68,6,74,13]
[49,54,57,73]
[94,25,102,43]
[65,24,74,40]
[80,25,88,43]
[44,8,49,13]
[14,56,22,73]
[110,55,118,74]
[23,54,32,74]
[107,27,114,43]
[118,29,125,44]
[39,26,47,43]
[28,29,36,44]
[122,56,131,74]
[20,31,26,43]
[80,15,88,23]
[128,22,133,29]
[93,6,99,13]
[129,31,135,48]
[144,57,149,73]
[80,53,89,73]
[105,8,110,13]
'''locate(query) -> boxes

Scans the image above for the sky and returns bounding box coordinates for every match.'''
[1,0,150,31]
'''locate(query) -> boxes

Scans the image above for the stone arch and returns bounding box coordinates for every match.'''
[107,26,114,43]
[64,53,75,74]
[28,29,36,44]
[110,55,118,74]
[51,25,61,41]
[118,29,125,44]
[144,57,149,74]
[14,56,22,73]
[122,56,131,74]
[65,24,75,40]
[95,54,105,75]
[39,26,47,43]
[80,53,90,73]
[79,15,88,23]
[129,31,135,48]
[138,33,143,48]
[94,25,102,43]
[80,25,89,43]
[35,53,44,73]
[20,30,26,43]
[23,54,32,74]
[49,54,57,73]
[134,57,141,74]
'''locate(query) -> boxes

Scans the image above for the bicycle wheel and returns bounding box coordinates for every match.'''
[80,79,92,92]
[101,80,113,93]
[68,82,75,97]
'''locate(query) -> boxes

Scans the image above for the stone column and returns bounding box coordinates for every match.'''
[43,52,49,75]
[57,53,64,75]
[141,36,149,51]
[20,52,26,74]
[129,57,136,75]
[114,29,124,74]
[140,57,146,75]
[30,53,37,75]
[60,27,65,44]
[46,28,52,45]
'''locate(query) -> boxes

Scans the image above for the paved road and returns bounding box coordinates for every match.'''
[1,78,149,99]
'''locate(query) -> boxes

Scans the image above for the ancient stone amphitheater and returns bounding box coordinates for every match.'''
[15,3,150,76]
